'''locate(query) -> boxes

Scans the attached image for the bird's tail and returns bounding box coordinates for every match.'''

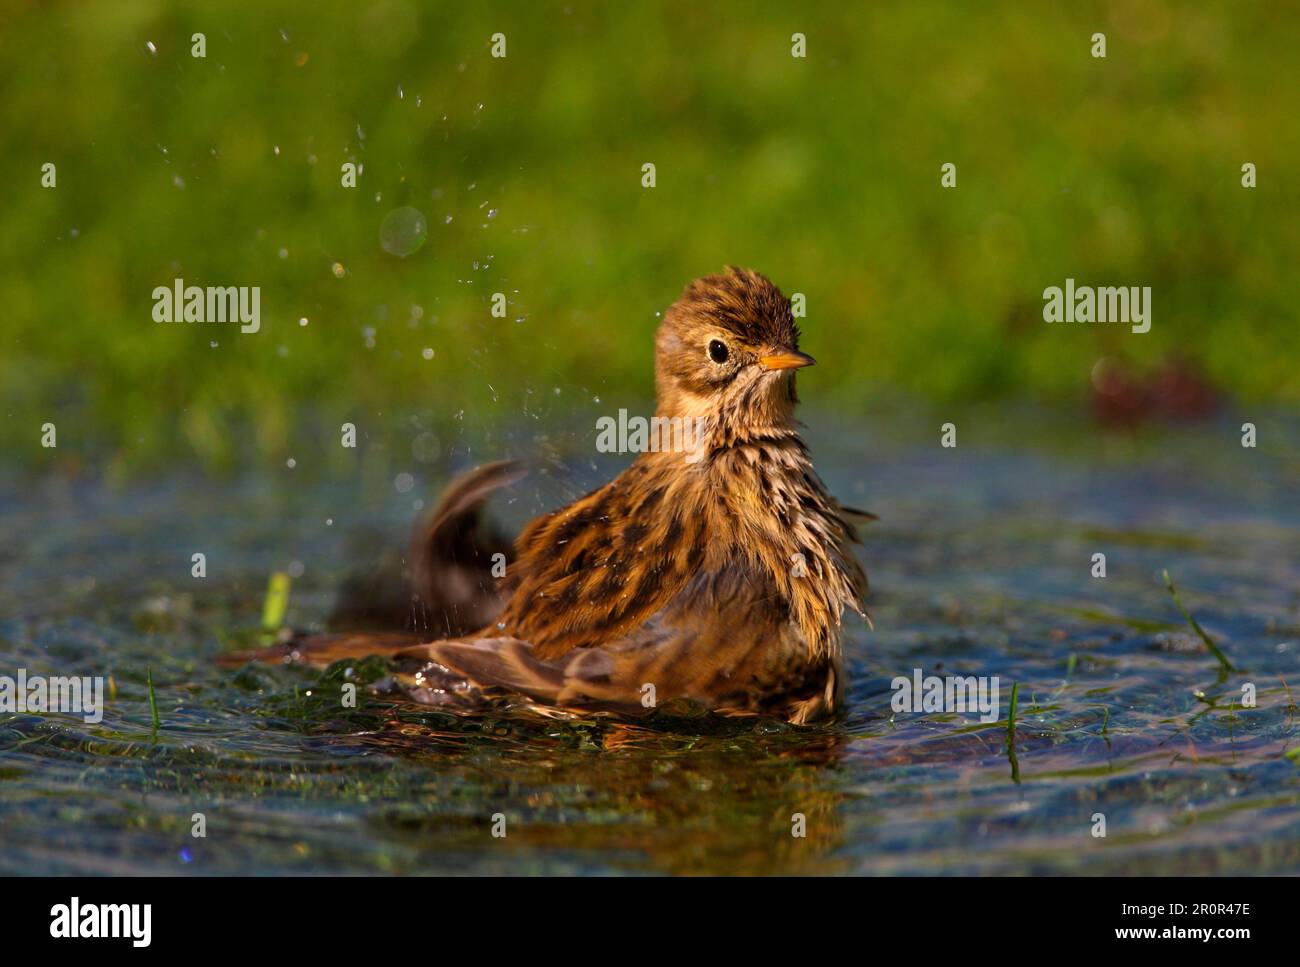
[408,459,527,606]
[327,459,525,634]
[216,630,427,668]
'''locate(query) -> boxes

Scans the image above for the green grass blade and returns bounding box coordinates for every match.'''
[1162,569,1235,672]
[261,571,292,632]
[1007,681,1020,743]
[146,665,160,738]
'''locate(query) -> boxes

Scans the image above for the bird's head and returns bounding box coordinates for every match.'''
[654,267,812,431]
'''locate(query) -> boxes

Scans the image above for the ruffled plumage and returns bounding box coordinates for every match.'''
[229,268,870,724]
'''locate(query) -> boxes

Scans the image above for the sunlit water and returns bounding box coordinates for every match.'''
[2,404,1298,874]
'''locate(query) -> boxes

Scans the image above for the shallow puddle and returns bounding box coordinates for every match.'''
[2,404,1297,874]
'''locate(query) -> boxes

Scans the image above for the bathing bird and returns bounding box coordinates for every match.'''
[231,268,871,724]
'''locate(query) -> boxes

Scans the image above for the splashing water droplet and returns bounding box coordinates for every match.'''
[379,206,428,257]
[412,432,440,463]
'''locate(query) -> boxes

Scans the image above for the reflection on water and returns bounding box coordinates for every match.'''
[1,404,1298,874]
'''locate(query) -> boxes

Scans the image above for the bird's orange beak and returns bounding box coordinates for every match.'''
[758,350,816,371]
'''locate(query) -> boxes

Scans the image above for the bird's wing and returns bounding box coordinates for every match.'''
[396,588,823,718]
[399,635,649,710]
[490,462,704,660]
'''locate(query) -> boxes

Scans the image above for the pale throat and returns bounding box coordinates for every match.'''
[658,377,797,439]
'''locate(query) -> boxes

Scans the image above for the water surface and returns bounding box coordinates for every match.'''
[2,404,1298,874]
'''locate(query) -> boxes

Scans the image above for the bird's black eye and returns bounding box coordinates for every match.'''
[708,339,729,364]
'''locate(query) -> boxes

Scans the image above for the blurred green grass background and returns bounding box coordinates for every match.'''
[2,0,1297,473]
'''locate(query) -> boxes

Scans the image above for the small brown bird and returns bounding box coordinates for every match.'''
[239,268,870,724]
